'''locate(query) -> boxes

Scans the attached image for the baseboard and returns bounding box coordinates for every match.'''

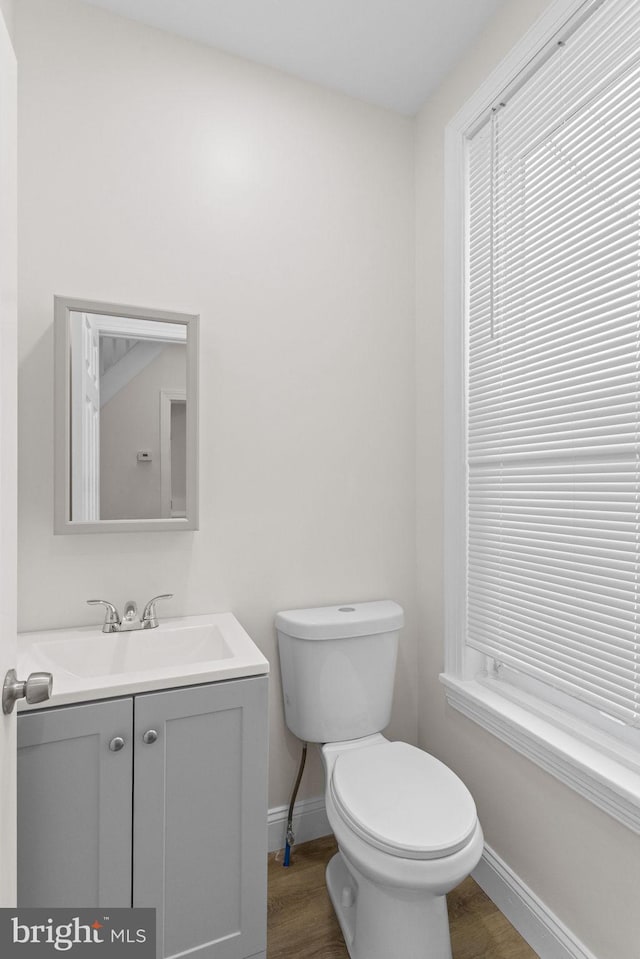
[473,845,598,959]
[267,795,331,853]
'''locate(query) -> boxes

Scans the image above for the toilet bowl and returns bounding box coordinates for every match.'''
[321,735,483,959]
[275,601,483,959]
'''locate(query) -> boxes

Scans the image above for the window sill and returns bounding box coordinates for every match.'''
[439,673,640,833]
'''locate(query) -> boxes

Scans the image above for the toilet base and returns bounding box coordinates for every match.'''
[326,853,356,950]
[326,849,453,959]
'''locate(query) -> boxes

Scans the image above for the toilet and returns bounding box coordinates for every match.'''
[276,600,484,959]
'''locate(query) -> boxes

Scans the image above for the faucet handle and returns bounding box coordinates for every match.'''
[142,594,173,628]
[87,599,121,633]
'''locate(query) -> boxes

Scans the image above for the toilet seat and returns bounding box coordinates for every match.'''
[329,741,477,861]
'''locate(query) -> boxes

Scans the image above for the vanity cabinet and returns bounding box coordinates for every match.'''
[17,676,268,959]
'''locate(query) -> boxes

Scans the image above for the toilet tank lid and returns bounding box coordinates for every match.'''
[275,600,404,640]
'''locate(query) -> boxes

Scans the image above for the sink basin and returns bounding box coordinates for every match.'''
[34,624,232,678]
[17,613,269,708]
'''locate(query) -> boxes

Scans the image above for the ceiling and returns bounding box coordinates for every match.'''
[79,0,505,115]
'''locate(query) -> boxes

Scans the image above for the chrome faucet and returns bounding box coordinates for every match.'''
[87,594,173,633]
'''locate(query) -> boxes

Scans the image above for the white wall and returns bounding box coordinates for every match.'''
[415,2,640,957]
[15,0,417,808]
[0,0,13,44]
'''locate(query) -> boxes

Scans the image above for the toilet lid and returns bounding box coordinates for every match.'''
[330,741,477,860]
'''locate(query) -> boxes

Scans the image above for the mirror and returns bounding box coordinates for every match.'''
[54,296,199,533]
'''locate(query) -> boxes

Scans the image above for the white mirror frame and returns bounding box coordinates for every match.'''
[54,295,199,534]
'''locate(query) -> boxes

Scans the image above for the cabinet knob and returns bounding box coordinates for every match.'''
[109,736,126,752]
[143,729,158,744]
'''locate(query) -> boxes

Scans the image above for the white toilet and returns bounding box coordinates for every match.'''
[276,600,484,959]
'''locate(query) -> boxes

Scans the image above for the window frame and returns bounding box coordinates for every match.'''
[441,0,640,833]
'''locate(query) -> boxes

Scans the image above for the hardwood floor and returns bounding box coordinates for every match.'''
[267,836,539,959]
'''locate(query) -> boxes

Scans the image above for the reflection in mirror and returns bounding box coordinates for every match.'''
[55,298,198,533]
[70,313,186,521]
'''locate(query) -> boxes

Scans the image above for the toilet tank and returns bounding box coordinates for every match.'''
[275,601,404,743]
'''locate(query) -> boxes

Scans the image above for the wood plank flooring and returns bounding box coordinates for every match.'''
[267,836,539,959]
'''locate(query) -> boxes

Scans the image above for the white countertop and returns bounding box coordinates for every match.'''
[17,612,269,709]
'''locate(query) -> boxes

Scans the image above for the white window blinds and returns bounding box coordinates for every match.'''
[466,0,640,728]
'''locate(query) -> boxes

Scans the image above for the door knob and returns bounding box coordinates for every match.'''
[142,729,158,744]
[109,736,126,752]
[2,669,53,714]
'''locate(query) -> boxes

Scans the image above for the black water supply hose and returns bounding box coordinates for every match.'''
[283,741,308,866]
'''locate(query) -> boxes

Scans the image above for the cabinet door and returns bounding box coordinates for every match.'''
[133,677,268,959]
[17,698,133,907]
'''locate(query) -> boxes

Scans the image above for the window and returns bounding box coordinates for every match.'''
[443,0,640,832]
